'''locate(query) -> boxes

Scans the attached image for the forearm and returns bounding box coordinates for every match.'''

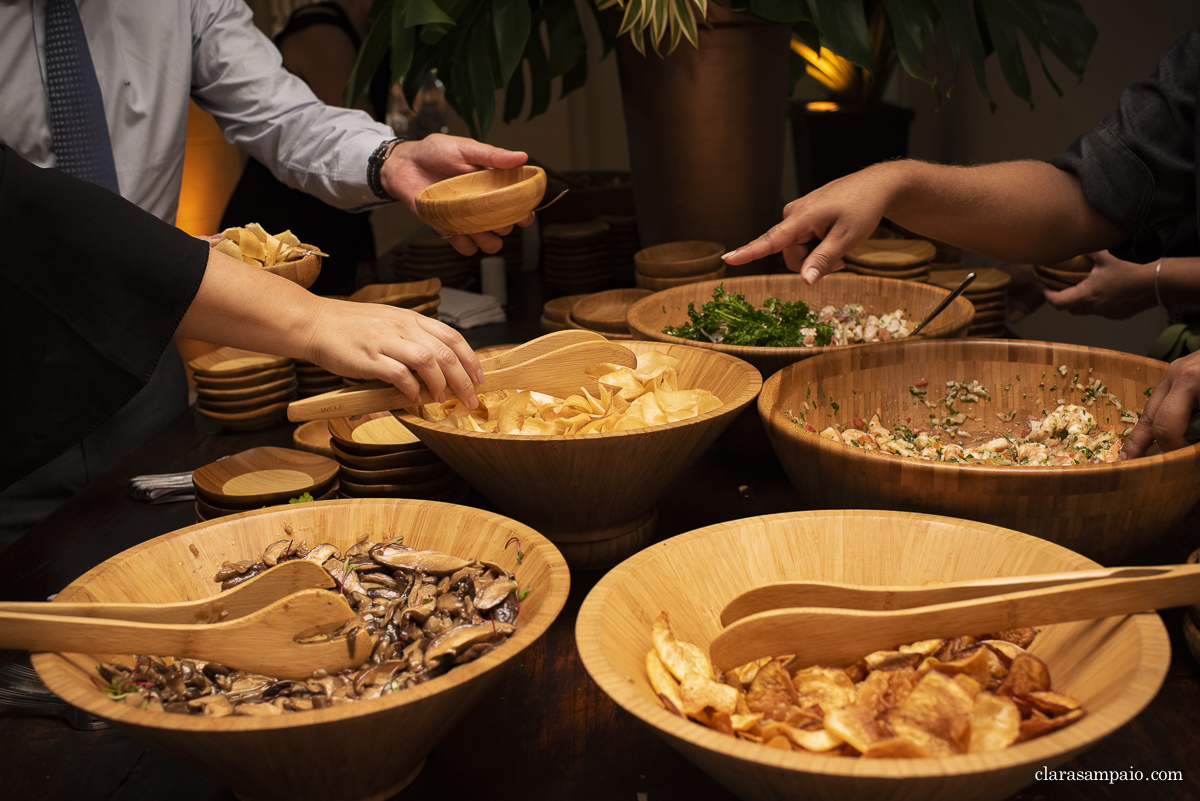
[176,249,322,361]
[1156,258,1200,306]
[872,160,1127,263]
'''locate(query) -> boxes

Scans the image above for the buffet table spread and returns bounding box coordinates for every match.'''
[1,275,1198,801]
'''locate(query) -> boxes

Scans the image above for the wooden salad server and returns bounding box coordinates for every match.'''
[0,587,372,681]
[476,330,606,372]
[287,336,638,422]
[718,564,1169,626]
[709,562,1200,672]
[0,559,335,625]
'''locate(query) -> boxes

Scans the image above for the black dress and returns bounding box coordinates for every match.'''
[219,2,391,296]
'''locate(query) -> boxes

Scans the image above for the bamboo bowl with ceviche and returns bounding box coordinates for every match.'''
[31,499,570,801]
[576,510,1170,801]
[394,341,762,569]
[758,338,1200,564]
[625,273,975,378]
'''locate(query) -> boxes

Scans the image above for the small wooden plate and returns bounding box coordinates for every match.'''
[564,313,635,339]
[195,480,339,519]
[635,266,725,291]
[327,412,425,454]
[1035,262,1088,287]
[338,460,451,485]
[292,420,336,458]
[188,347,292,378]
[193,365,296,391]
[329,439,440,470]
[194,374,297,402]
[543,294,587,324]
[844,238,935,269]
[338,471,462,499]
[195,400,291,431]
[195,382,298,414]
[928,267,1011,294]
[540,314,569,333]
[633,241,723,279]
[192,446,339,506]
[1043,254,1095,274]
[845,263,931,281]
[347,279,441,306]
[570,289,653,334]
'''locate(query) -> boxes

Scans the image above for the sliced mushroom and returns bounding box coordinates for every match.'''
[304,543,340,564]
[188,694,235,717]
[424,621,515,667]
[371,544,475,575]
[474,577,519,611]
[262,539,295,567]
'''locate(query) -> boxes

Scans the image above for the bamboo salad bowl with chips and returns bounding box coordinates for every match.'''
[31,499,570,801]
[394,341,762,569]
[576,510,1170,801]
[757,338,1200,564]
[625,273,975,378]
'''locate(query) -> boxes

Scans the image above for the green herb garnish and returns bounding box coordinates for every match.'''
[289,491,314,504]
[662,284,833,347]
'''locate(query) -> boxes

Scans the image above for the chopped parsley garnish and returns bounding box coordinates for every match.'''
[662,284,833,347]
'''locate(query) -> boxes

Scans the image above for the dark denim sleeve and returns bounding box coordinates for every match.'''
[1049,24,1200,264]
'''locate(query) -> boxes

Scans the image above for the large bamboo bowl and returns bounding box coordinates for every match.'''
[395,342,762,569]
[415,165,546,235]
[576,510,1170,801]
[758,338,1200,564]
[31,499,570,801]
[625,273,975,377]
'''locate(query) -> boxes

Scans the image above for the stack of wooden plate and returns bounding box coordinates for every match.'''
[293,360,343,398]
[292,420,336,458]
[341,278,442,308]
[190,347,298,431]
[191,446,339,521]
[328,412,469,501]
[928,267,1012,337]
[396,235,476,288]
[565,288,652,339]
[598,214,640,282]
[542,220,612,294]
[843,238,935,281]
[1034,255,1093,290]
[633,241,725,291]
[541,293,588,333]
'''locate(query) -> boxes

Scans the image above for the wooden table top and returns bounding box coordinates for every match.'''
[2,275,1198,801]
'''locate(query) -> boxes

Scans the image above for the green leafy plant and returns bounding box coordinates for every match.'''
[662,283,833,347]
[346,1,1096,138]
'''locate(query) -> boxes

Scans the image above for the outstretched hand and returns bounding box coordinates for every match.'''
[1043,252,1156,319]
[1119,350,1200,459]
[381,133,535,256]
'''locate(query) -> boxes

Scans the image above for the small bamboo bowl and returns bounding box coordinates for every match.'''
[758,337,1200,564]
[415,166,546,235]
[32,499,569,801]
[626,273,975,378]
[395,342,762,569]
[576,509,1170,801]
[635,265,727,291]
[633,241,724,278]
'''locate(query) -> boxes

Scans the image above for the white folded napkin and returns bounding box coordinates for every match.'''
[438,287,507,329]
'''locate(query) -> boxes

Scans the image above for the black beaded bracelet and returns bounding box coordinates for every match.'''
[367,137,406,200]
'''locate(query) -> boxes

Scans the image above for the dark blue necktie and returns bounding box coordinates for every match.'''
[44,0,120,194]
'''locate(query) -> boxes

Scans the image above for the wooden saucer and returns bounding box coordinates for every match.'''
[292,420,336,458]
[193,365,296,391]
[188,347,292,379]
[329,439,440,470]
[328,412,425,455]
[192,446,339,507]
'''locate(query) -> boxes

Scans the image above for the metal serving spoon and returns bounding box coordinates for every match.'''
[910,271,976,336]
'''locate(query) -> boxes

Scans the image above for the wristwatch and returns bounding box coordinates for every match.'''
[367,137,406,200]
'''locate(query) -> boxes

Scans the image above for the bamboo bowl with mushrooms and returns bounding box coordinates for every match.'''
[576,510,1170,801]
[30,499,570,801]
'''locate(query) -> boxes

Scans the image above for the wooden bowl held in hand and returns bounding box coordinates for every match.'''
[576,510,1170,801]
[415,166,546,235]
[395,342,762,569]
[262,249,321,289]
[758,337,1200,564]
[633,240,724,278]
[625,273,975,378]
[32,499,570,801]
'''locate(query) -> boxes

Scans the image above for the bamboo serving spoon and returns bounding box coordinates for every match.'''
[0,559,335,625]
[476,330,606,372]
[708,562,1200,672]
[718,564,1170,626]
[0,588,372,681]
[287,336,637,422]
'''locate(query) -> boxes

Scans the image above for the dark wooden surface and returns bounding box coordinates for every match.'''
[2,274,1198,801]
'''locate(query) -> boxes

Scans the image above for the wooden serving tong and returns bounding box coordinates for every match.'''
[287,330,636,422]
[0,561,372,680]
[708,562,1200,671]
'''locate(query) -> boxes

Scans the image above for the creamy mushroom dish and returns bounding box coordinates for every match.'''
[94,535,526,716]
[793,369,1141,466]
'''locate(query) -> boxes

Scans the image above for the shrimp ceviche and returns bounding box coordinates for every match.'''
[817,303,912,346]
[794,368,1142,467]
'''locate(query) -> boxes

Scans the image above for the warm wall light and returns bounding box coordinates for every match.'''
[806,101,841,112]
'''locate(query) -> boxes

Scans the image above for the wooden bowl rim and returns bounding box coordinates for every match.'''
[415,166,546,235]
[194,374,297,402]
[576,508,1171,779]
[188,347,292,378]
[396,341,762,443]
[261,250,322,290]
[291,420,335,457]
[195,399,290,424]
[192,365,295,391]
[625,273,974,359]
[191,446,339,504]
[757,337,1200,476]
[34,499,570,733]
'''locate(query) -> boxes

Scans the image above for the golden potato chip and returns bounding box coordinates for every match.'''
[708,710,735,735]
[243,222,271,243]
[863,649,923,672]
[899,639,946,658]
[996,654,1052,697]
[761,721,844,753]
[982,627,1038,648]
[862,738,931,759]
[920,644,991,687]
[825,704,887,753]
[1021,689,1082,715]
[652,612,712,683]
[968,691,1021,753]
[1016,706,1087,742]
[730,712,762,732]
[952,673,982,699]
[746,659,797,721]
[237,228,266,262]
[792,666,856,715]
[679,673,740,718]
[646,649,683,715]
[763,734,791,750]
[214,238,242,260]
[731,656,773,689]
[855,666,917,715]
[275,228,301,247]
[882,670,973,756]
